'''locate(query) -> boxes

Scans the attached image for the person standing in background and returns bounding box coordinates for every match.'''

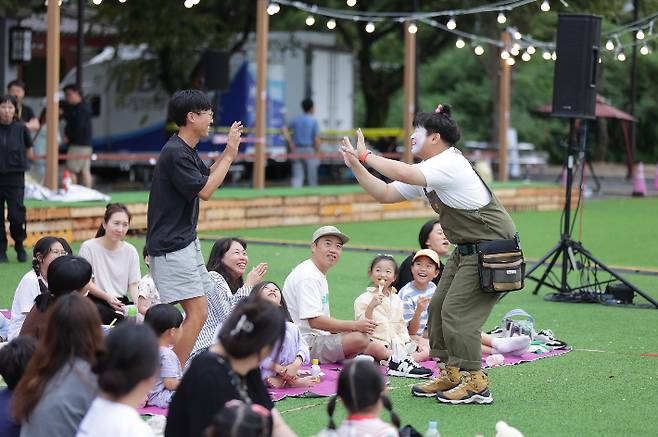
[282,98,321,187]
[7,80,39,134]
[62,84,93,188]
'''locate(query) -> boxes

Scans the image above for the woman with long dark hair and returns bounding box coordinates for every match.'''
[0,94,33,263]
[79,203,141,324]
[8,236,71,340]
[166,295,295,437]
[12,293,104,437]
[186,237,267,367]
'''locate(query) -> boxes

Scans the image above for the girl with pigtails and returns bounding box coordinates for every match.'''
[7,236,71,340]
[322,360,400,437]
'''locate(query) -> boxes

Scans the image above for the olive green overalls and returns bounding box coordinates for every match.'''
[424,178,517,370]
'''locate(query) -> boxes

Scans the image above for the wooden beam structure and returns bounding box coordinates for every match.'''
[497,31,511,182]
[45,0,61,190]
[402,21,417,164]
[253,0,269,189]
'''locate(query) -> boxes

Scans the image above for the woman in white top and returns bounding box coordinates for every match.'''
[77,323,158,437]
[79,203,141,324]
[8,236,70,340]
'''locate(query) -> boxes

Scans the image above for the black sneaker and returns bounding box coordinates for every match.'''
[388,357,433,378]
[16,246,27,263]
[0,252,7,263]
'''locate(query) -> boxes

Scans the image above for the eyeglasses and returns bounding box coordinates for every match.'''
[194,110,214,118]
[50,249,68,256]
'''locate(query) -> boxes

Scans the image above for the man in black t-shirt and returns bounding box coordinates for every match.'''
[146,89,242,366]
[62,84,94,187]
[7,80,39,134]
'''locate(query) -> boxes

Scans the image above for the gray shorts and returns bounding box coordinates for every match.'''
[66,145,92,174]
[306,334,345,364]
[150,239,212,304]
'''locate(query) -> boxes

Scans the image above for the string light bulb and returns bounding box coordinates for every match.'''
[266,2,280,15]
[542,50,551,60]
[326,19,336,30]
[617,51,626,61]
[551,51,557,61]
[636,29,645,40]
[93,0,102,4]
[474,45,485,56]
[407,22,418,34]
[346,0,356,6]
[605,40,615,51]
[506,57,516,66]
[527,45,536,54]
[497,12,507,24]
[365,22,375,33]
[183,0,193,8]
[640,44,649,55]
[540,1,550,12]
[513,31,522,40]
[119,0,127,3]
[447,17,456,30]
[522,52,531,61]
[305,15,315,26]
[500,50,510,60]
[511,45,520,56]
[455,38,465,48]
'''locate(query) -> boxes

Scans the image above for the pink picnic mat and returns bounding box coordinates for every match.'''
[138,405,168,416]
[1,309,10,319]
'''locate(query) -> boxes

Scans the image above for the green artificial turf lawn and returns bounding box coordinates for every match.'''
[1,198,658,436]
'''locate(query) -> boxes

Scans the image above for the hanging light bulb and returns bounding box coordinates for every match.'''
[540,0,550,12]
[513,31,522,40]
[551,51,557,61]
[266,2,280,15]
[617,51,626,61]
[506,57,516,66]
[474,45,485,56]
[92,0,102,4]
[455,38,466,48]
[305,15,315,26]
[365,22,375,33]
[346,0,357,6]
[510,46,520,56]
[447,17,456,30]
[326,19,337,30]
[408,22,418,34]
[605,40,615,51]
[640,44,650,55]
[497,12,507,24]
[636,29,645,40]
[500,50,510,60]
[119,0,127,3]
[522,52,531,61]
[527,45,536,54]
[183,0,193,8]
[542,50,552,60]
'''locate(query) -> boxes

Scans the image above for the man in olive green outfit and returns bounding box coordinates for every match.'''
[340,104,518,404]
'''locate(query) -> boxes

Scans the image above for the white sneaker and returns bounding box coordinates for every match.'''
[388,357,432,378]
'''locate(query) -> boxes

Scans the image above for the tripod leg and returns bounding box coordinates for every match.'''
[526,241,562,277]
[586,159,601,192]
[530,244,564,295]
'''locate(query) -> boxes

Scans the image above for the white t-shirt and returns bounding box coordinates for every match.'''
[8,270,43,340]
[282,259,331,339]
[76,397,154,437]
[78,238,141,299]
[392,147,491,210]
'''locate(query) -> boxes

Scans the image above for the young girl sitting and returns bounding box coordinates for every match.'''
[204,399,272,437]
[76,324,159,437]
[8,236,70,340]
[143,304,184,408]
[252,281,314,388]
[137,246,161,323]
[324,360,400,437]
[354,255,431,378]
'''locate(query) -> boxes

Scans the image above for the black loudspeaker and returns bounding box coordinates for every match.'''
[552,14,602,119]
[202,49,230,90]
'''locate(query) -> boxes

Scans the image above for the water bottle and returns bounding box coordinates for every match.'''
[425,420,440,437]
[311,359,321,380]
[125,305,138,324]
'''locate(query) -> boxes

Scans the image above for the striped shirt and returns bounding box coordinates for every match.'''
[398,281,437,336]
[186,271,251,368]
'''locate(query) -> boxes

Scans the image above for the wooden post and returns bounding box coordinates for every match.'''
[45,0,61,190]
[497,31,511,182]
[253,0,268,189]
[402,21,416,164]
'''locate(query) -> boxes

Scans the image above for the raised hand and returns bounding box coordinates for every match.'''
[245,262,268,287]
[225,121,243,160]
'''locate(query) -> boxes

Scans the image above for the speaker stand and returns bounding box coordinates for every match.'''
[525,119,658,309]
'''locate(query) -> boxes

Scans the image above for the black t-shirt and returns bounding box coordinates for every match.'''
[18,103,36,123]
[62,102,92,145]
[165,351,274,437]
[393,252,444,291]
[146,134,210,256]
[0,122,33,182]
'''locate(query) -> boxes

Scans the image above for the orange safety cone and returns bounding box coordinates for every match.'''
[653,162,658,191]
[632,162,647,197]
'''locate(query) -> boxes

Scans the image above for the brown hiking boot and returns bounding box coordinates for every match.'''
[436,369,493,404]
[411,365,461,397]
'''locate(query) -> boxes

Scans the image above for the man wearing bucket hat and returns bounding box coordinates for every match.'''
[282,225,375,363]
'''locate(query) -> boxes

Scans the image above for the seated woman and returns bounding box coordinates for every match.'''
[79,203,141,324]
[8,236,70,340]
[12,293,104,437]
[392,219,451,290]
[20,255,93,339]
[165,296,296,437]
[186,237,267,367]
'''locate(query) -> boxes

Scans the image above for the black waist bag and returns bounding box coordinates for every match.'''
[477,237,525,293]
